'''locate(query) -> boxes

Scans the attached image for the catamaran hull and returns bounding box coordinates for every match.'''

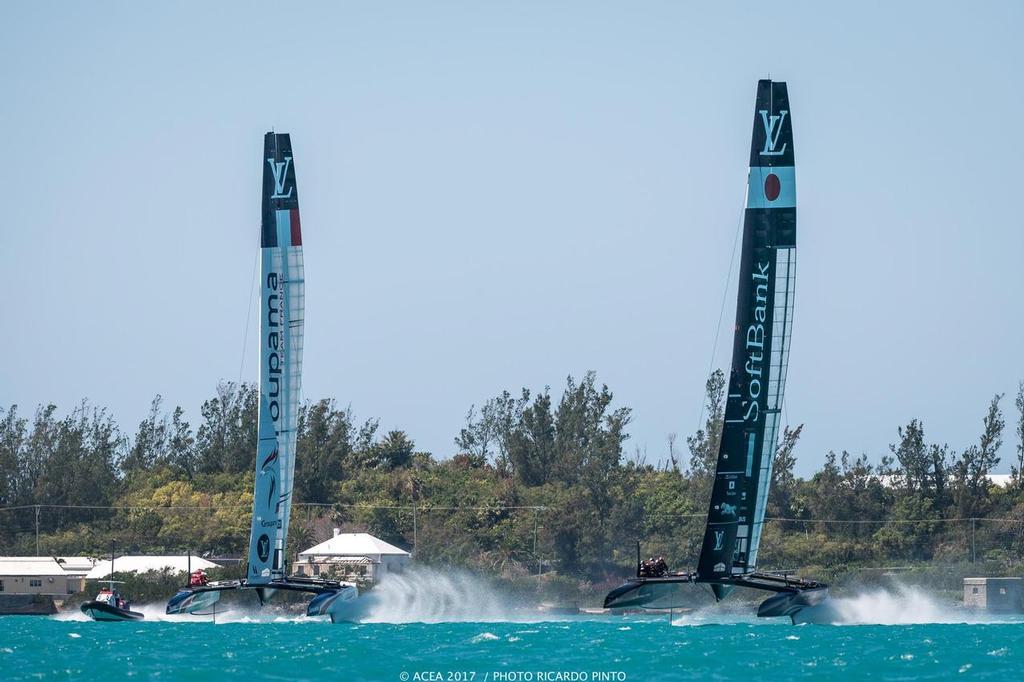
[756,587,831,620]
[80,601,145,621]
[603,572,830,624]
[165,578,358,619]
[165,587,226,615]
[306,585,362,622]
[603,578,691,609]
[782,596,842,625]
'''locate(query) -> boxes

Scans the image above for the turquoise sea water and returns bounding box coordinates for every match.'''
[4,614,1024,681]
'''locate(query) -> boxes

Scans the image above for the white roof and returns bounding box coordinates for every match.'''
[299,533,410,558]
[0,557,67,576]
[877,473,1013,488]
[85,555,219,579]
[57,557,99,575]
[300,556,375,565]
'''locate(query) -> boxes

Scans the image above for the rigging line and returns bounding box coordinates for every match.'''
[780,253,795,434]
[781,396,790,436]
[696,178,747,435]
[238,133,279,387]
[784,246,798,432]
[237,249,260,386]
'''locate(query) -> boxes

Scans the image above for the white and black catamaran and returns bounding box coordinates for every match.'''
[604,80,832,623]
[165,134,358,621]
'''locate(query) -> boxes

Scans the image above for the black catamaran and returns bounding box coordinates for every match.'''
[165,134,358,621]
[604,80,832,623]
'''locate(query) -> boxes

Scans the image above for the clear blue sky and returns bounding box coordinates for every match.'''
[2,2,1022,476]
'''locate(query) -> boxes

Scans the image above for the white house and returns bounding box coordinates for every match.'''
[85,555,219,579]
[0,557,81,597]
[294,531,410,584]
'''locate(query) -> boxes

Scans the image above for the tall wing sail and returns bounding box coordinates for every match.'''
[248,398,281,580]
[697,80,796,587]
[247,132,305,583]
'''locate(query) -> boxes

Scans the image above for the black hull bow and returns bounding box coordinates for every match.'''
[80,601,145,621]
[603,571,830,623]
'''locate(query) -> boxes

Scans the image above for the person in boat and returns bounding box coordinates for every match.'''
[638,556,669,578]
[189,568,209,587]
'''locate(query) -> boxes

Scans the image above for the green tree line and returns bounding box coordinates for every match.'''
[2,373,1024,593]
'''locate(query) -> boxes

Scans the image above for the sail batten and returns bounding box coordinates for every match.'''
[248,133,304,584]
[697,80,796,582]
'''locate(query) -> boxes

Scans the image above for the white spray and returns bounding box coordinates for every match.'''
[670,584,1023,626]
[826,585,1001,625]
[357,567,548,624]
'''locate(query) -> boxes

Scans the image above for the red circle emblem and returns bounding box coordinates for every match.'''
[764,173,781,201]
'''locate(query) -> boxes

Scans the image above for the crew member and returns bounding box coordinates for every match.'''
[189,568,209,587]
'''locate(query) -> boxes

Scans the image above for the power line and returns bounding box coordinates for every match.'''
[0,503,548,513]
[1,503,1017,526]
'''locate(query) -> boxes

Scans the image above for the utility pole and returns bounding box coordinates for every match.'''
[411,477,418,558]
[971,518,977,563]
[35,505,40,555]
[534,509,539,576]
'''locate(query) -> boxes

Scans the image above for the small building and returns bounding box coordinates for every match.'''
[294,530,410,584]
[0,557,80,597]
[964,577,1024,612]
[57,556,98,586]
[55,557,97,595]
[85,555,219,580]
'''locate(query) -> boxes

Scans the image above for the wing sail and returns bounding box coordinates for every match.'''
[697,80,796,584]
[247,398,281,581]
[247,132,305,583]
